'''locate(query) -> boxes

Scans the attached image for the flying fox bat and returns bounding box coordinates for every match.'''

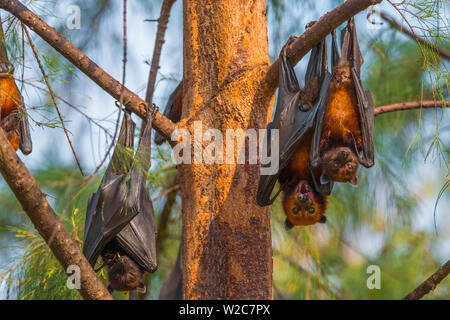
[310,18,374,188]
[257,19,374,228]
[154,81,183,145]
[257,26,332,228]
[0,20,32,155]
[83,110,157,294]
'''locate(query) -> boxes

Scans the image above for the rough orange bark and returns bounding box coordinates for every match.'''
[180,0,274,299]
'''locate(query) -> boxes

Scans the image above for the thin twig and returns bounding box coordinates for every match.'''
[152,184,180,202]
[403,259,450,300]
[0,0,176,140]
[16,78,112,137]
[145,0,176,105]
[379,11,450,60]
[22,25,84,175]
[375,100,449,116]
[90,0,128,176]
[140,0,177,138]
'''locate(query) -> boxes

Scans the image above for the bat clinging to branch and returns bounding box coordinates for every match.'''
[0,20,32,155]
[310,18,374,188]
[83,110,157,294]
[257,18,375,229]
[257,26,332,228]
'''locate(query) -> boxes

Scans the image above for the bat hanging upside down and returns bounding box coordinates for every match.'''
[83,110,157,295]
[256,18,374,229]
[310,19,374,188]
[0,21,32,155]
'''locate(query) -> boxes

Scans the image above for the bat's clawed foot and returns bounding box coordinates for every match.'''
[305,21,317,29]
[283,36,298,51]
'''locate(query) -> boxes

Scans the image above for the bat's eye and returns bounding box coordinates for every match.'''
[292,207,300,214]
[333,161,340,168]
[307,207,315,214]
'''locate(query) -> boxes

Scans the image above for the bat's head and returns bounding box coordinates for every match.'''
[322,147,358,186]
[332,61,352,83]
[282,181,327,228]
[106,253,145,292]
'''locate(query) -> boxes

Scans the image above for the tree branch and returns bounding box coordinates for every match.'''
[374,100,449,116]
[140,0,176,139]
[264,0,383,94]
[0,128,112,300]
[403,259,450,300]
[145,0,177,105]
[380,11,450,61]
[0,0,175,140]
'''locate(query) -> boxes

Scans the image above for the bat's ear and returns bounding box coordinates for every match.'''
[320,173,331,185]
[318,216,327,224]
[284,219,294,231]
[349,175,358,187]
[137,282,147,294]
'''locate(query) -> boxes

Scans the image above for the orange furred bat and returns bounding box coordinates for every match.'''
[0,20,32,154]
[257,19,375,229]
[309,19,374,189]
[257,31,332,229]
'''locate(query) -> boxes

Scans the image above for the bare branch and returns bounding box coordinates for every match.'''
[380,11,450,61]
[375,100,449,116]
[0,0,176,140]
[140,0,177,139]
[403,259,450,300]
[0,128,112,300]
[264,0,383,94]
[145,0,177,105]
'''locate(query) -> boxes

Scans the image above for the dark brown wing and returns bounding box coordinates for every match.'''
[83,112,138,267]
[338,18,374,168]
[115,111,157,273]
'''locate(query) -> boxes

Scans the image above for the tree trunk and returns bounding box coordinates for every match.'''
[181,0,274,299]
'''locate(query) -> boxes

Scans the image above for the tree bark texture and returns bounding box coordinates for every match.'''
[181,0,274,299]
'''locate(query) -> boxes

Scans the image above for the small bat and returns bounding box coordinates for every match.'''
[83,110,157,294]
[154,81,183,145]
[309,18,374,188]
[0,19,32,155]
[257,24,332,228]
[159,242,182,300]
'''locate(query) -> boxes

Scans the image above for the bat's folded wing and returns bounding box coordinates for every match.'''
[83,111,137,267]
[115,169,157,272]
[116,108,158,272]
[83,174,139,267]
